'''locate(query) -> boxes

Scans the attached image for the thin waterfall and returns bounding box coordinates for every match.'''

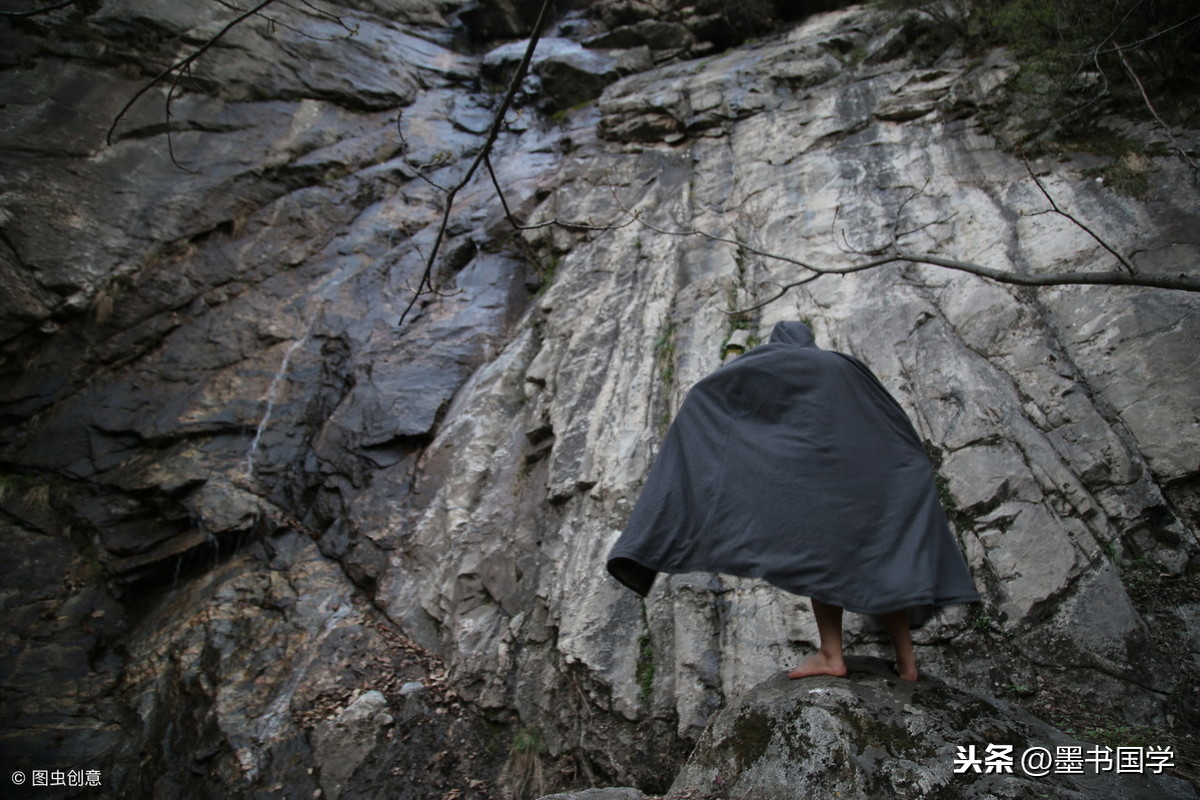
[241,330,311,483]
[237,248,392,484]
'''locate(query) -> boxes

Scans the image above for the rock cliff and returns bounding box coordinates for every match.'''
[1,0,1197,798]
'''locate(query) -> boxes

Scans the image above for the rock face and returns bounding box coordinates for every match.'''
[1,0,1198,798]
[667,658,1198,799]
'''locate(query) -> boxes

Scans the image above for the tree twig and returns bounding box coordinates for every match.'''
[213,0,360,40]
[392,1,1196,324]
[1113,41,1198,170]
[164,65,197,173]
[890,250,1198,292]
[396,0,555,326]
[0,0,78,17]
[106,0,280,146]
[483,155,635,233]
[1021,157,1137,274]
[714,171,1199,314]
[725,249,1199,315]
[607,187,825,273]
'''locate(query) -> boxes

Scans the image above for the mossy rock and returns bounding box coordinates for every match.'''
[667,657,1197,799]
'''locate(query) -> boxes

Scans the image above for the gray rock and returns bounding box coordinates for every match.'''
[312,691,394,800]
[585,20,695,52]
[668,658,1198,799]
[535,789,646,800]
[1,2,1198,798]
[598,24,843,142]
[483,37,627,111]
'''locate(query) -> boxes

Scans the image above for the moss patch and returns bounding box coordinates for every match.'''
[729,709,775,772]
[636,628,655,708]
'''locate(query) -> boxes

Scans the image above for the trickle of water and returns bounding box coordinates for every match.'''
[238,245,388,485]
[242,332,310,482]
[207,529,221,567]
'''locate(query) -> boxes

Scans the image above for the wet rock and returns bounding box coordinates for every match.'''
[0,514,127,777]
[585,20,695,52]
[483,37,635,111]
[597,27,843,142]
[460,0,547,41]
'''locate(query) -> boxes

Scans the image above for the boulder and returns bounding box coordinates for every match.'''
[668,658,1198,799]
[535,789,647,800]
[482,37,645,111]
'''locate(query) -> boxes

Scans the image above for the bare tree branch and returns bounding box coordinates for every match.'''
[710,172,1200,314]
[289,0,359,35]
[1021,157,1137,274]
[483,155,636,233]
[724,248,1199,315]
[890,250,1199,292]
[106,0,281,146]
[0,0,78,17]
[1092,9,1200,57]
[366,0,1198,323]
[1113,41,1198,170]
[393,120,452,192]
[164,65,196,173]
[396,0,555,326]
[485,154,1200,317]
[607,188,825,273]
[213,0,360,40]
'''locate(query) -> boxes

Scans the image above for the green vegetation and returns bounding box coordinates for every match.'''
[634,599,657,709]
[511,726,545,755]
[934,472,957,518]
[969,605,994,632]
[0,474,53,513]
[721,280,759,359]
[1083,151,1155,198]
[636,628,655,707]
[533,254,559,297]
[503,725,548,800]
[922,442,959,519]
[655,319,678,433]
[548,98,595,125]
[1100,538,1121,565]
[730,709,775,770]
[886,0,1200,144]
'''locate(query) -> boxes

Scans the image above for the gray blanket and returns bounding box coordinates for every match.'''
[607,321,980,617]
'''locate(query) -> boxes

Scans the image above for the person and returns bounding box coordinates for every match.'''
[606,320,979,681]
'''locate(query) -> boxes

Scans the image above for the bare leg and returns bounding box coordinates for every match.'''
[878,610,918,682]
[788,599,848,679]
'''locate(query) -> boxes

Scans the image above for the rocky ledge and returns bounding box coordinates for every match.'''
[541,658,1199,800]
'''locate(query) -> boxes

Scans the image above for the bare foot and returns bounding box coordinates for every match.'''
[787,651,848,680]
[894,661,918,682]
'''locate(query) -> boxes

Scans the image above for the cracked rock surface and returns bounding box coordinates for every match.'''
[0,0,1197,797]
[665,658,1197,800]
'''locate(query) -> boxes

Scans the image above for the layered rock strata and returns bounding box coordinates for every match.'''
[0,0,1197,797]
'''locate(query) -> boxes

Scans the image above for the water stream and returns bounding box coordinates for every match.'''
[241,331,311,482]
[239,254,372,484]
